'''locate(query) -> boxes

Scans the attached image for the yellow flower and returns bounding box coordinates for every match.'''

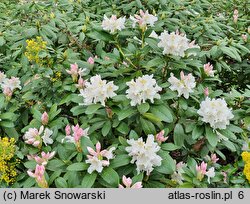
[24,36,47,65]
[243,163,250,183]
[242,152,250,163]
[0,137,19,185]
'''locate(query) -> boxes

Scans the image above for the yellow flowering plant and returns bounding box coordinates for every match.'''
[24,36,48,65]
[242,152,250,183]
[0,137,19,186]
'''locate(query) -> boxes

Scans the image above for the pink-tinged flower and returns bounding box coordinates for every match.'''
[196,161,207,181]
[65,124,71,136]
[76,77,85,89]
[242,34,247,42]
[203,62,214,77]
[23,127,43,148]
[204,87,209,97]
[119,175,142,188]
[104,56,110,61]
[87,57,95,64]
[155,130,168,143]
[3,87,12,98]
[210,153,219,164]
[66,63,78,81]
[27,164,48,188]
[85,142,115,173]
[28,151,55,166]
[130,10,157,29]
[62,124,89,152]
[233,9,238,23]
[72,124,87,143]
[41,112,49,125]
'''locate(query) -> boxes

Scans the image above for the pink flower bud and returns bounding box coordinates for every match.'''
[204,87,209,96]
[87,57,95,64]
[233,9,238,23]
[211,153,219,164]
[3,87,12,97]
[76,77,85,89]
[122,175,132,188]
[41,112,49,125]
[242,34,247,42]
[204,62,214,77]
[156,130,168,143]
[65,125,71,136]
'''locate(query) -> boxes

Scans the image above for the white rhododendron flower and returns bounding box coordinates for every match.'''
[205,167,215,184]
[126,134,162,175]
[158,30,198,57]
[79,75,118,106]
[197,97,234,129]
[101,15,126,33]
[168,71,196,99]
[23,126,53,147]
[0,71,6,84]
[130,10,157,28]
[126,74,162,106]
[1,77,21,91]
[41,128,53,146]
[85,142,115,174]
[149,30,158,39]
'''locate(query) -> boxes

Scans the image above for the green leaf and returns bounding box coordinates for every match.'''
[150,105,173,123]
[129,130,139,140]
[192,126,204,140]
[0,36,6,46]
[70,106,85,116]
[117,122,130,135]
[140,117,156,135]
[101,120,111,136]
[205,126,218,147]
[110,154,131,168]
[132,173,143,184]
[22,177,36,188]
[85,104,102,114]
[155,152,175,174]
[0,121,14,128]
[117,108,136,121]
[81,137,95,155]
[67,163,88,171]
[101,167,119,187]
[220,46,241,62]
[161,143,180,151]
[55,177,68,188]
[118,136,128,145]
[87,30,113,42]
[81,172,97,188]
[137,103,150,114]
[222,140,236,152]
[24,160,37,169]
[174,124,185,147]
[143,113,161,123]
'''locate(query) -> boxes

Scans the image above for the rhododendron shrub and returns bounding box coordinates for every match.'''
[0,0,249,188]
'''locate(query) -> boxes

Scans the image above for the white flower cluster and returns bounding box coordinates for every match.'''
[197,97,234,129]
[79,75,118,106]
[130,10,158,28]
[158,30,198,57]
[168,71,196,99]
[126,135,162,175]
[126,75,162,106]
[23,126,53,147]
[0,71,21,97]
[101,15,126,33]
